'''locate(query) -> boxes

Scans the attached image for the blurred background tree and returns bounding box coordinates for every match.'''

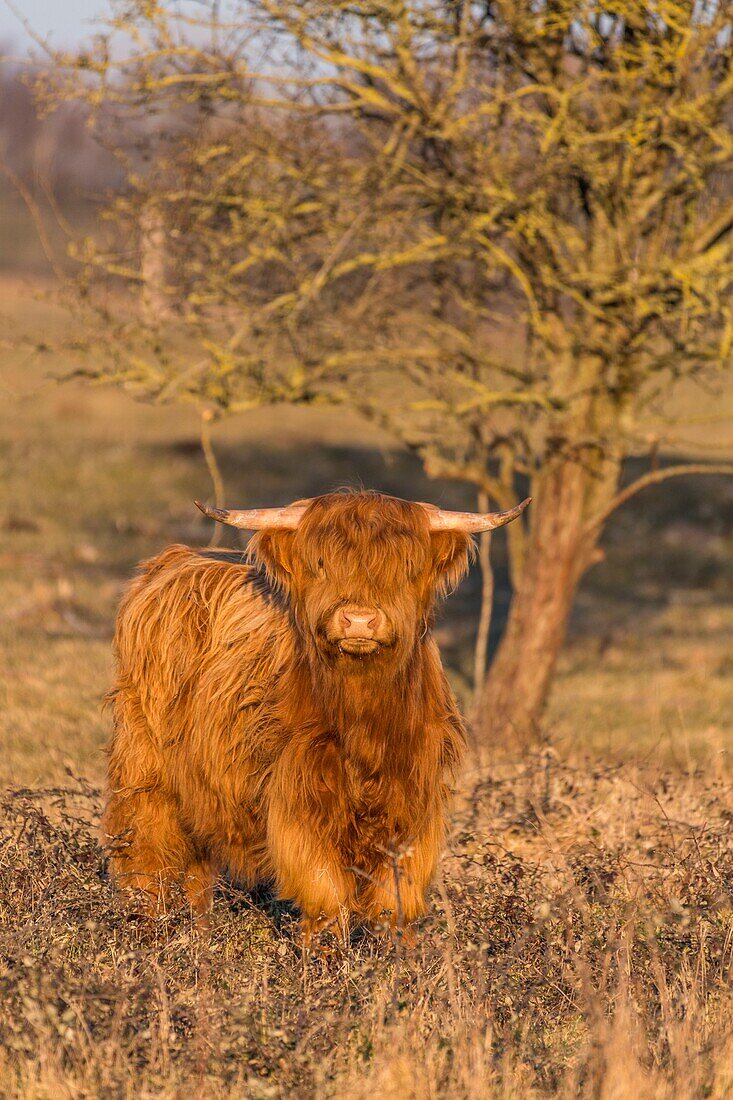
[22,0,733,746]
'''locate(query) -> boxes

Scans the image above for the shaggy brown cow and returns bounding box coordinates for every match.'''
[105,490,528,941]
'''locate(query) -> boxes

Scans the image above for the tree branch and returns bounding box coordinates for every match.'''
[583,463,733,537]
[0,157,66,282]
[420,454,517,511]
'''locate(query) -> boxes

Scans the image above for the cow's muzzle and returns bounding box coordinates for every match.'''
[330,606,388,655]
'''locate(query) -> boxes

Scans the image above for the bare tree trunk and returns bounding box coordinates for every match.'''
[478,446,733,753]
[140,202,167,323]
[477,458,604,751]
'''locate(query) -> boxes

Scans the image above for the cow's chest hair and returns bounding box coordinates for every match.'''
[323,725,437,857]
[275,650,448,861]
[341,762,409,860]
[342,752,399,814]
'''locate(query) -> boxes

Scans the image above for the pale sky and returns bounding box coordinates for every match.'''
[1,0,110,49]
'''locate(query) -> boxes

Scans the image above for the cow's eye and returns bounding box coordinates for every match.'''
[316,558,326,579]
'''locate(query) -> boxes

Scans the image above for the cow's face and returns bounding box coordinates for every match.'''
[197,488,529,671]
[249,493,472,671]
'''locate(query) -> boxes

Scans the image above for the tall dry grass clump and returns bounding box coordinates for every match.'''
[2,747,732,1098]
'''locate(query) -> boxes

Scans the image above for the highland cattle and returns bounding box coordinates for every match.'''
[105,490,529,941]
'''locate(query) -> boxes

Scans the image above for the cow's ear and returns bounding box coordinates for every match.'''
[430,531,474,598]
[247,529,296,591]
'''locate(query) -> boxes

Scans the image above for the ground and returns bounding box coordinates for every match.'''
[1,275,732,1096]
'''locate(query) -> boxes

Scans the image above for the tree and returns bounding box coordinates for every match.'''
[38,0,733,745]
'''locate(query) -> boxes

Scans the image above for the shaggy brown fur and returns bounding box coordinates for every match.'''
[105,491,471,940]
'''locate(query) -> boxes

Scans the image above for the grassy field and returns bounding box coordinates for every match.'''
[1,275,733,1096]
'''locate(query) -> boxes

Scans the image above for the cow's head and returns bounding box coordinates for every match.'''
[196,491,529,672]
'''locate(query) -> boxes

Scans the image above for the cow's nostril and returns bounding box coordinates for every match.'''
[341,608,379,636]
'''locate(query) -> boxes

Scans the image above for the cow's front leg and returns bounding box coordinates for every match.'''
[267,796,355,945]
[359,818,444,940]
[267,735,356,945]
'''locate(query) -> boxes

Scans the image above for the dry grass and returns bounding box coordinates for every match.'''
[1,276,733,1096]
[2,753,733,1097]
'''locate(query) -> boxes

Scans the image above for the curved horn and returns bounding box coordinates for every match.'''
[422,497,531,533]
[194,500,308,530]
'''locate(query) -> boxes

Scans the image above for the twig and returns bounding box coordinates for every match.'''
[390,845,404,1015]
[0,156,65,281]
[200,409,225,547]
[473,489,494,699]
